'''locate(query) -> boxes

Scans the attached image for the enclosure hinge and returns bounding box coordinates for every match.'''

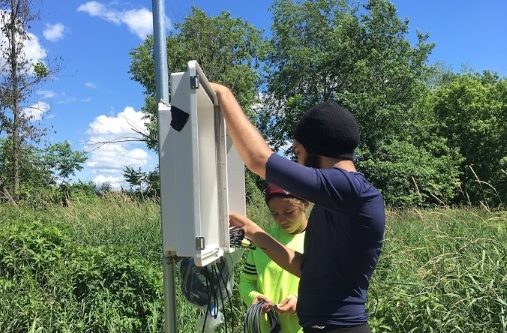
[195,236,205,251]
[190,75,200,89]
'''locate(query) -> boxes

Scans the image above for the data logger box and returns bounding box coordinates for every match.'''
[158,60,246,267]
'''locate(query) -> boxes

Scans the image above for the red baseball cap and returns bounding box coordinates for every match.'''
[264,183,305,203]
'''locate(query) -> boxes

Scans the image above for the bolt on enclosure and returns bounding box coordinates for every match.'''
[158,61,246,267]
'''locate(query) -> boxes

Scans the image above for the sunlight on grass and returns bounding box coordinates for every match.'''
[1,201,506,332]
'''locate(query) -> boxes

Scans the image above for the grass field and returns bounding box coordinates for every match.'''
[1,196,506,332]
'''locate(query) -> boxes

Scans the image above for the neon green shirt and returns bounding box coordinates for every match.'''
[239,224,305,333]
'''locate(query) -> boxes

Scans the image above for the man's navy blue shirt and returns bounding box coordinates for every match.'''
[266,153,385,329]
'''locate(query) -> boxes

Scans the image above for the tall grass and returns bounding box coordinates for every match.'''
[369,208,507,332]
[45,194,163,264]
[1,200,506,332]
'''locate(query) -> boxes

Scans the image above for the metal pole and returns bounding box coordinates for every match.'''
[152,0,169,103]
[152,1,177,333]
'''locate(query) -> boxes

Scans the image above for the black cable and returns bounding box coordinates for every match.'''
[203,264,220,332]
[217,259,235,333]
[212,264,228,333]
[230,226,256,249]
[207,265,219,319]
[244,300,281,333]
[197,260,236,333]
[182,257,235,332]
[202,266,210,333]
[187,257,237,333]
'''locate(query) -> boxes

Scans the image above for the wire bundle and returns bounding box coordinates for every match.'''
[201,262,235,333]
[230,226,256,249]
[180,256,236,332]
[244,301,281,333]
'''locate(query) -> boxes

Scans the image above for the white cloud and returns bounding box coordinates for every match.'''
[85,81,96,89]
[22,101,51,121]
[77,2,120,23]
[92,174,124,190]
[87,106,148,137]
[24,33,47,64]
[36,90,89,104]
[53,92,92,104]
[86,143,148,170]
[37,90,56,99]
[78,1,166,39]
[86,106,151,188]
[43,23,65,42]
[0,10,47,74]
[94,168,120,174]
[121,8,153,40]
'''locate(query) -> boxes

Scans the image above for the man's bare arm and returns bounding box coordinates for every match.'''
[230,213,302,277]
[211,83,272,179]
[250,230,303,277]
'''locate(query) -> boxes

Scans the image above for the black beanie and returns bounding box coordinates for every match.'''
[293,101,359,160]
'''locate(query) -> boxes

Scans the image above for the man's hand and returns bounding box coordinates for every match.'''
[229,212,262,239]
[208,82,272,179]
[231,212,302,277]
[210,82,230,97]
[276,295,298,314]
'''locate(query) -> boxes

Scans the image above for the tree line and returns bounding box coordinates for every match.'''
[0,0,86,205]
[1,0,505,208]
[130,0,506,208]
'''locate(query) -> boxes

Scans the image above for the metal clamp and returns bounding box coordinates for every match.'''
[190,75,200,89]
[195,236,205,251]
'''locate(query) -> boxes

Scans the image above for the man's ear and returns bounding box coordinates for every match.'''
[302,200,310,210]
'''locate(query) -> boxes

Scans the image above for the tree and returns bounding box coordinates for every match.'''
[359,140,463,206]
[262,0,434,151]
[0,136,52,198]
[129,7,267,149]
[431,72,507,206]
[44,141,87,184]
[123,166,160,199]
[129,8,268,201]
[258,0,464,206]
[0,138,86,204]
[0,0,55,200]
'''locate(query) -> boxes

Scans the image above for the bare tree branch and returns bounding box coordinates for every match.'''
[86,136,148,152]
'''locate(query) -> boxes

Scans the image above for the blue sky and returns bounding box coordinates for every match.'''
[14,0,507,188]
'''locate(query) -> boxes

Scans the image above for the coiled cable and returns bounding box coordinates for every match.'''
[244,300,281,333]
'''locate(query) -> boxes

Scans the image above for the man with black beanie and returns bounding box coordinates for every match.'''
[294,100,360,161]
[211,82,385,333]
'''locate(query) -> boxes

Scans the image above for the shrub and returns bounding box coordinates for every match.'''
[0,220,163,332]
[360,140,462,207]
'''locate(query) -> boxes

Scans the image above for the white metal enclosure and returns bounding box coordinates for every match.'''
[158,61,245,267]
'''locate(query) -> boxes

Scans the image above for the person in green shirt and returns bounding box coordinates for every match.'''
[240,183,308,333]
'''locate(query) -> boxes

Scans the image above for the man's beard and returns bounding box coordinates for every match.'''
[304,153,320,168]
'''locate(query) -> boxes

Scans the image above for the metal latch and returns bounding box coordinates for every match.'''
[190,75,200,89]
[195,236,205,250]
